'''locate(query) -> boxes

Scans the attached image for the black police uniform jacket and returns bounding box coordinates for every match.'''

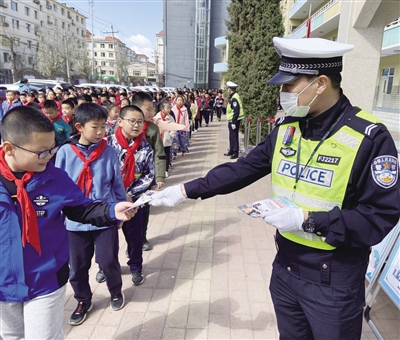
[184,93,400,283]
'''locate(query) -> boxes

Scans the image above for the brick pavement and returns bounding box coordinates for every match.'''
[63,114,399,340]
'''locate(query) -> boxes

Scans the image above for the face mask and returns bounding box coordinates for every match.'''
[280,78,318,117]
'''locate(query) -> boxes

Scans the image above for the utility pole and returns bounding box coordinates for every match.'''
[102,25,119,83]
[63,33,71,83]
[89,0,95,79]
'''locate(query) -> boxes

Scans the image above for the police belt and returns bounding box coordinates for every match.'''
[276,252,367,287]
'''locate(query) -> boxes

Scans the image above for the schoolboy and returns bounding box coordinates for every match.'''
[62,99,78,136]
[44,100,70,145]
[131,92,166,251]
[107,105,156,286]
[55,103,127,326]
[0,106,136,340]
[1,90,22,122]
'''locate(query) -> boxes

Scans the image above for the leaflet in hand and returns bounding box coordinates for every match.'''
[122,190,156,212]
[238,196,298,218]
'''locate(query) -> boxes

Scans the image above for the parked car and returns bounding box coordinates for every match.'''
[24,79,72,91]
[2,83,41,92]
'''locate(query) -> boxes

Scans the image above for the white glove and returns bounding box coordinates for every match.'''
[231,124,236,130]
[149,184,187,207]
[263,207,304,232]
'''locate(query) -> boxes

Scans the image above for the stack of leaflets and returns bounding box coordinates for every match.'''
[122,190,157,213]
[238,196,298,218]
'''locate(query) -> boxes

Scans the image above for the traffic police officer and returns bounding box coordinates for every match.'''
[150,37,400,339]
[224,81,244,159]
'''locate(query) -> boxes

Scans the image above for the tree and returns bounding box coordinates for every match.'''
[36,28,65,78]
[0,34,18,82]
[226,0,284,144]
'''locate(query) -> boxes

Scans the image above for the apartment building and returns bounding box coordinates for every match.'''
[155,29,164,86]
[163,0,230,89]
[281,0,400,121]
[0,0,86,83]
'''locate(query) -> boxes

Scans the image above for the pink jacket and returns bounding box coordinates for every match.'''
[171,105,190,132]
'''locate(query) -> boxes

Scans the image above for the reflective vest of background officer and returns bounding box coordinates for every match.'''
[224,81,244,159]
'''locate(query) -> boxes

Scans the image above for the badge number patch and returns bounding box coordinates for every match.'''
[371,155,398,189]
[316,154,341,165]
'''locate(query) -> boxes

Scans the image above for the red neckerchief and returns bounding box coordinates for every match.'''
[160,113,168,139]
[49,116,61,123]
[115,127,143,189]
[0,148,41,254]
[63,115,73,123]
[176,105,183,124]
[107,120,116,126]
[141,121,150,141]
[70,140,107,196]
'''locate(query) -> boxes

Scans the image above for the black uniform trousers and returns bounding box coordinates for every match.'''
[123,207,144,273]
[269,255,365,340]
[68,227,122,304]
[228,120,241,156]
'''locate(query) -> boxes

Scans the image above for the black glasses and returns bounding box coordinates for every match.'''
[121,118,145,126]
[13,144,60,160]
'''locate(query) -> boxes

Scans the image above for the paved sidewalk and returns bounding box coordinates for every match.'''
[64,115,399,340]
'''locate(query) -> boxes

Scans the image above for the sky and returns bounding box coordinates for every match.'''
[64,0,163,62]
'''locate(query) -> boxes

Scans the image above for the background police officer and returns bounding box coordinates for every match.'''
[224,81,244,159]
[150,37,400,339]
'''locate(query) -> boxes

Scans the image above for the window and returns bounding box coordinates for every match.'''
[54,18,57,27]
[28,56,33,65]
[11,1,17,11]
[95,61,98,66]
[109,71,114,75]
[81,17,83,24]
[94,52,97,56]
[101,52,105,57]
[61,22,65,29]
[76,15,78,21]
[27,40,32,48]
[100,43,105,48]
[109,61,114,67]
[76,28,79,34]
[101,61,106,66]
[0,15,5,23]
[53,4,57,12]
[39,5,42,11]
[34,10,38,19]
[68,24,70,31]
[148,71,155,77]
[12,19,19,29]
[40,20,43,27]
[61,8,64,15]
[93,43,96,48]
[47,16,51,25]
[108,44,113,49]
[133,71,141,76]
[25,7,30,16]
[26,23,31,32]
[81,29,85,37]
[382,67,395,94]
[109,53,114,58]
[101,70,106,75]
[4,52,9,62]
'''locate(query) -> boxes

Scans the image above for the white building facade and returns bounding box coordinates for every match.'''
[0,0,86,83]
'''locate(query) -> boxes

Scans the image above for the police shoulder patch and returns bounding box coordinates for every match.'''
[371,155,398,189]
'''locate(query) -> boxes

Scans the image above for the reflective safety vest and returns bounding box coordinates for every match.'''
[271,109,380,250]
[227,93,244,122]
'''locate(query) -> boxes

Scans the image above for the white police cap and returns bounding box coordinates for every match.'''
[226,81,238,88]
[268,37,354,85]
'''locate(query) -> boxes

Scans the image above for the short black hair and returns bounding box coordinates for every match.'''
[305,74,342,89]
[1,106,54,145]
[119,105,144,119]
[74,103,107,126]
[100,92,110,100]
[44,100,58,109]
[6,90,16,95]
[76,96,86,102]
[158,99,171,111]
[62,99,75,108]
[82,94,92,103]
[130,92,153,107]
[91,93,98,99]
[106,103,118,112]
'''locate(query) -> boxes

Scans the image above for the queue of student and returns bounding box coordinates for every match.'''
[0,83,228,336]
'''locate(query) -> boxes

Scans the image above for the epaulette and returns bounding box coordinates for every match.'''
[344,108,386,140]
[274,115,301,127]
